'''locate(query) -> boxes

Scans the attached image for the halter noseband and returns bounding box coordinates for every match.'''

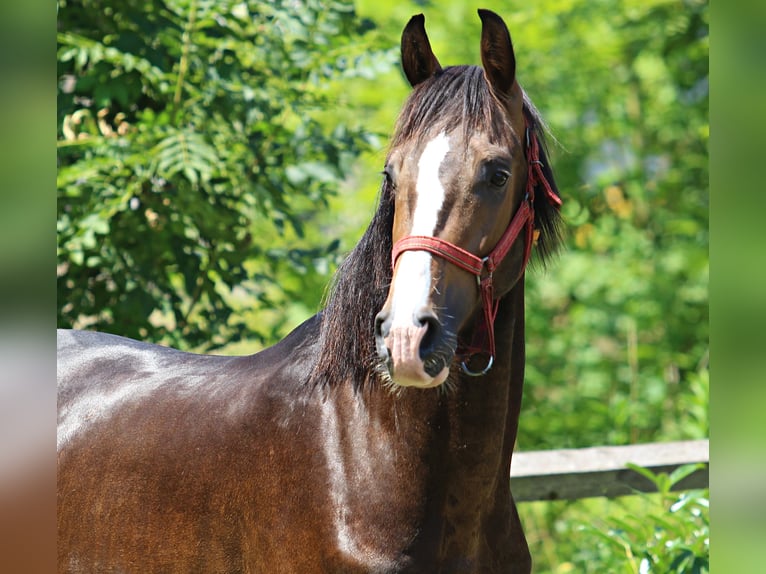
[390,120,561,376]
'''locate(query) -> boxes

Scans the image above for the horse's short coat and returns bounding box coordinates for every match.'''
[58,10,563,573]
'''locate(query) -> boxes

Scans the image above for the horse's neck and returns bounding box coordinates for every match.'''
[438,281,525,494]
[327,283,525,542]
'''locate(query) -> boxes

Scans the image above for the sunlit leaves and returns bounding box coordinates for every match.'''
[151,129,221,186]
[57,0,393,350]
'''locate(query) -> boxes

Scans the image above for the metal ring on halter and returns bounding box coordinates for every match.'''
[460,354,494,377]
[476,256,491,287]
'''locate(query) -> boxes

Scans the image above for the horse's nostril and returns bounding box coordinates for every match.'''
[414,311,441,358]
[374,311,390,340]
[374,311,393,369]
[414,311,439,331]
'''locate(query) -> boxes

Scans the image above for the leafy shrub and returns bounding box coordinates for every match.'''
[578,464,709,573]
[521,464,709,574]
[57,0,393,350]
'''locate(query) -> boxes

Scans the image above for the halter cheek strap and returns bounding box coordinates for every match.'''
[390,120,560,376]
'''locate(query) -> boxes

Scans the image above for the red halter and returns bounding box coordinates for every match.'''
[391,120,560,376]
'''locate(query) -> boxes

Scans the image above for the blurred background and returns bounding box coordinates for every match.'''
[52,0,713,571]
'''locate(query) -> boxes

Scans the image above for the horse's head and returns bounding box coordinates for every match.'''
[374,10,560,389]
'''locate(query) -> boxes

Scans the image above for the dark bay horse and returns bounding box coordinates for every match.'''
[57,10,562,573]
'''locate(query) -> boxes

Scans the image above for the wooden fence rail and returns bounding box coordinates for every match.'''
[510,439,709,502]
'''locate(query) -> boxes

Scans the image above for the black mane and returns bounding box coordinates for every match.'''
[522,90,564,262]
[310,66,562,388]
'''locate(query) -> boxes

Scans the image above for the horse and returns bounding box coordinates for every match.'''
[57,9,563,573]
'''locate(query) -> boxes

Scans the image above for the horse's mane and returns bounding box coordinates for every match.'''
[522,90,564,262]
[309,65,563,389]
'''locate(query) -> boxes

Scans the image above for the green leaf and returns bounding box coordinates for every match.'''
[151,130,220,186]
[625,463,661,487]
[668,463,705,489]
[80,214,110,235]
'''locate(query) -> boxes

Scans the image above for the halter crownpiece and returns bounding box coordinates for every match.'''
[391,119,561,376]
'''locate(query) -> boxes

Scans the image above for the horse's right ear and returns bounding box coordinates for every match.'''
[401,14,442,87]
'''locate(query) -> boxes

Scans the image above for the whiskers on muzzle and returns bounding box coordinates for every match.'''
[370,326,459,394]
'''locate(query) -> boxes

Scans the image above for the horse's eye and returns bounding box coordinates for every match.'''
[490,170,510,188]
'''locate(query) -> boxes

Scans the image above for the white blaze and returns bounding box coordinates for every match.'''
[390,132,450,327]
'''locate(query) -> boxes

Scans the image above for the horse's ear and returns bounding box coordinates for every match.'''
[401,14,442,87]
[478,9,516,99]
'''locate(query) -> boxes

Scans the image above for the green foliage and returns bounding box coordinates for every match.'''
[517,0,709,451]
[577,465,709,573]
[57,0,392,350]
[520,464,709,574]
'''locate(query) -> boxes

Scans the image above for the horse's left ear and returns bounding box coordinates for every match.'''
[478,9,516,99]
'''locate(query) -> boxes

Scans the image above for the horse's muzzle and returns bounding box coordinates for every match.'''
[374,309,451,388]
